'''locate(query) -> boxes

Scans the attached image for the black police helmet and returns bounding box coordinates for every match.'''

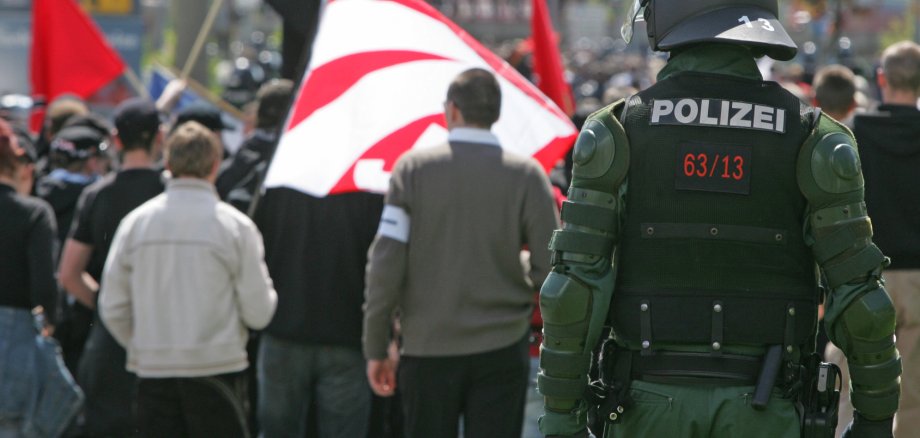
[641,0,797,61]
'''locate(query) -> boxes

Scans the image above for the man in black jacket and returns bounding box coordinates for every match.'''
[217,79,293,214]
[251,76,383,437]
[215,78,294,436]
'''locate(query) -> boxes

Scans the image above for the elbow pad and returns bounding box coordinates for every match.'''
[830,286,901,419]
[800,115,899,420]
[538,101,628,412]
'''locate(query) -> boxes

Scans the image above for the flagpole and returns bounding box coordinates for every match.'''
[152,62,246,120]
[122,67,151,100]
[180,0,225,81]
[181,73,245,120]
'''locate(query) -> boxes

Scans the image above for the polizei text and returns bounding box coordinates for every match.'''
[650,98,786,133]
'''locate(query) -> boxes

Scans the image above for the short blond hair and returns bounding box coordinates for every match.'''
[165,121,221,178]
[881,40,920,94]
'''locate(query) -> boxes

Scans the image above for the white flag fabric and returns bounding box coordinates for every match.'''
[263,0,578,197]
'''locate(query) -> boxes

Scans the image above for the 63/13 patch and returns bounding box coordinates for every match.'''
[675,142,752,195]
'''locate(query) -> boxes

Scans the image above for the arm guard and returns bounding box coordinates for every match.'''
[538,101,629,436]
[797,114,901,420]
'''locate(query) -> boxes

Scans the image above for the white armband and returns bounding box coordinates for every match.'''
[378,205,410,243]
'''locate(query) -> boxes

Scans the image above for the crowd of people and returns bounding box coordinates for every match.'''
[0,23,918,438]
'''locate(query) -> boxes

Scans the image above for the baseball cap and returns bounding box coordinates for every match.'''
[114,98,161,148]
[51,125,107,162]
[174,102,231,133]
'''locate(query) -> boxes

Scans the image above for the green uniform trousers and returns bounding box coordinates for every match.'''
[604,380,800,438]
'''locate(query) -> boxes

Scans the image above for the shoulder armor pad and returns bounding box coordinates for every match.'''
[811,131,864,194]
[570,99,630,191]
[572,118,614,179]
[798,114,864,199]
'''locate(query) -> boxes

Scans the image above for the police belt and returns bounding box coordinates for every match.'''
[627,350,766,385]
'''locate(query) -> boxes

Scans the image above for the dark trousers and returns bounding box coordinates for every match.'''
[137,371,249,438]
[54,300,93,376]
[398,335,530,438]
[77,317,137,437]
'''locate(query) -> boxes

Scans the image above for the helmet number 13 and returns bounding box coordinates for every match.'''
[738,16,775,32]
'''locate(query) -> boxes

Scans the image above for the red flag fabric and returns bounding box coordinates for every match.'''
[30,0,126,114]
[264,0,577,197]
[531,0,574,116]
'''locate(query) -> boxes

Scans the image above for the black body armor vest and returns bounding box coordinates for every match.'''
[611,71,819,351]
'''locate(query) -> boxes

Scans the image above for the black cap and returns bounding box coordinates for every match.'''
[174,102,230,132]
[646,0,797,61]
[51,126,107,162]
[114,98,161,148]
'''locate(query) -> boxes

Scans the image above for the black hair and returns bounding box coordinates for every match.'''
[446,68,501,128]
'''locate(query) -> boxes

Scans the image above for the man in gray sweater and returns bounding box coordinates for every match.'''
[363,68,559,438]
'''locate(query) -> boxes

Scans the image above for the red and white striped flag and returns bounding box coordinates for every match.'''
[263,0,577,197]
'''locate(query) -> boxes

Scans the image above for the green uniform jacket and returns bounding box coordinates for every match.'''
[538,45,900,436]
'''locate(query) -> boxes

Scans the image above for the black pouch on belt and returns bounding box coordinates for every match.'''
[800,356,841,438]
[586,339,634,436]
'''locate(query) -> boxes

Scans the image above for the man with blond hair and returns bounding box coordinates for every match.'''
[100,121,277,438]
[848,40,920,438]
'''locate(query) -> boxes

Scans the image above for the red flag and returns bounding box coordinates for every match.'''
[30,0,126,129]
[264,0,577,197]
[531,0,574,116]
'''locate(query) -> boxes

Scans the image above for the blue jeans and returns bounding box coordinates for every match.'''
[0,306,83,438]
[257,334,370,438]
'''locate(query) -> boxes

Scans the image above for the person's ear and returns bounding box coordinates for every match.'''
[444,101,465,128]
[113,134,125,152]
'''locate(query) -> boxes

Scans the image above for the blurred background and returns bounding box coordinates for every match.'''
[2,0,918,126]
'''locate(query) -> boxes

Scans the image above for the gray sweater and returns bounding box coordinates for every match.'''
[363,129,559,359]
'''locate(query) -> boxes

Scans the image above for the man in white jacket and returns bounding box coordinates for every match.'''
[100,121,277,438]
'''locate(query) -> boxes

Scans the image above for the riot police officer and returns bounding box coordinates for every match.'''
[537,1,901,437]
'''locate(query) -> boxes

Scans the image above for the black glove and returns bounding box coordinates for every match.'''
[841,413,893,438]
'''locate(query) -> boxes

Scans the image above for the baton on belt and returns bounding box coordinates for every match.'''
[752,345,783,410]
